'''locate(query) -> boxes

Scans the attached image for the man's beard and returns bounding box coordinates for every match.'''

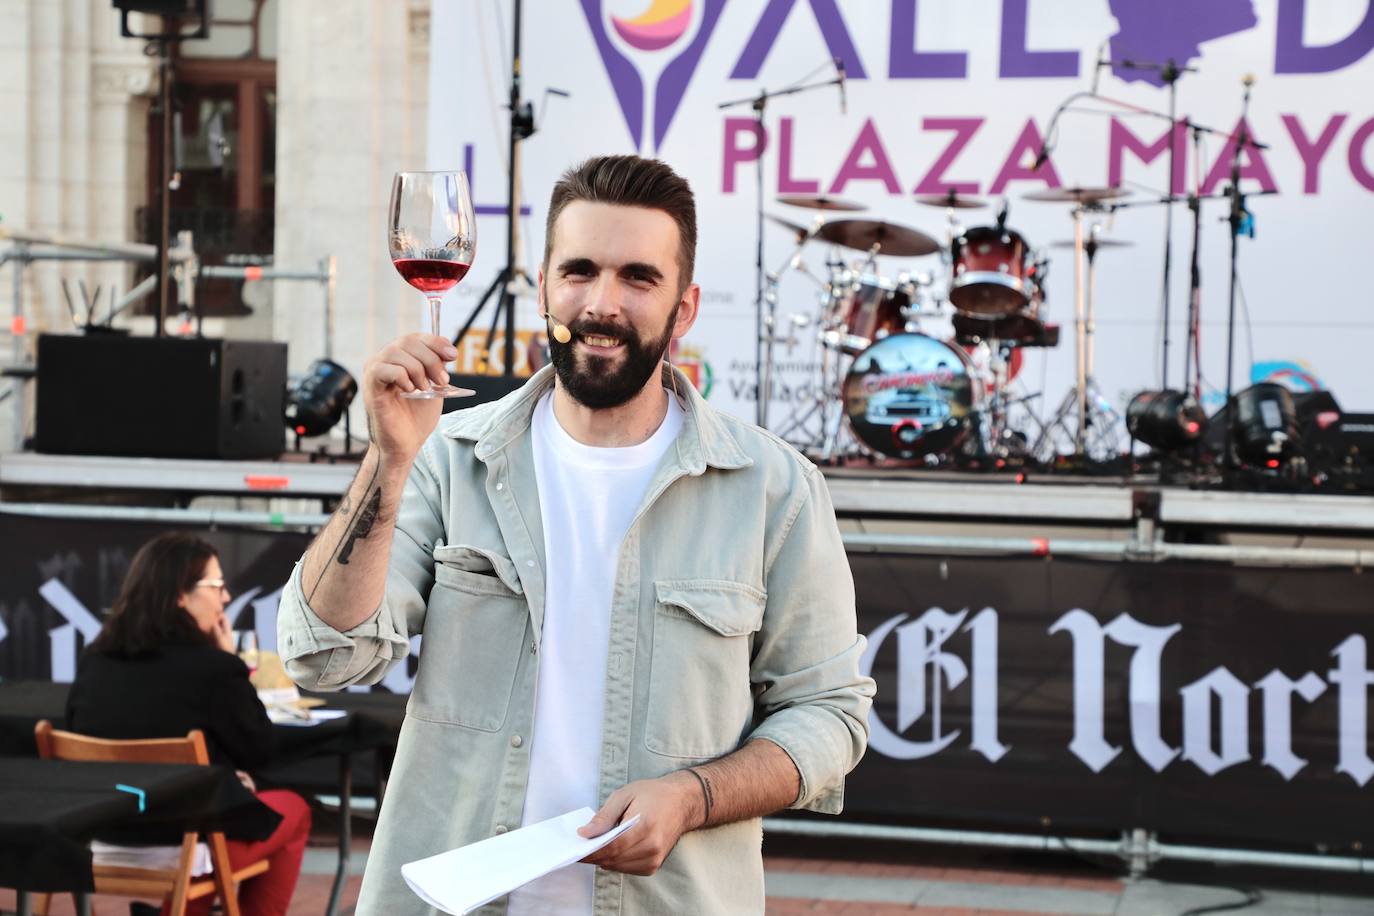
[547,302,678,410]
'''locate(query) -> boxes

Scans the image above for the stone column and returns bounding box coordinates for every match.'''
[0,2,153,450]
[274,0,430,434]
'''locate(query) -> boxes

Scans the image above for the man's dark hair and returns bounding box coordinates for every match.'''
[543,155,697,292]
[88,532,220,657]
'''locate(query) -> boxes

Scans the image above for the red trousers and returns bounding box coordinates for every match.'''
[167,789,312,916]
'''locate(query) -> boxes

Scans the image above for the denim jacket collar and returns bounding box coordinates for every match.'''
[440,364,753,473]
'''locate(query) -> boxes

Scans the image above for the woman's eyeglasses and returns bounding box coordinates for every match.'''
[192,578,230,595]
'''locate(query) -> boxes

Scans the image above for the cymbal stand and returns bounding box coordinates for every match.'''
[982,340,1011,457]
[935,206,963,310]
[768,224,841,451]
[718,65,847,430]
[1035,206,1122,462]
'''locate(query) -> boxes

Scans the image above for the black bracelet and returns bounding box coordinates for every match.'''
[685,767,714,827]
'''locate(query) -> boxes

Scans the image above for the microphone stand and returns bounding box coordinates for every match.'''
[718,67,845,429]
[1035,75,1270,412]
[1114,58,1189,389]
[1182,125,1204,403]
[453,0,534,378]
[1040,54,1194,389]
[1223,79,1258,471]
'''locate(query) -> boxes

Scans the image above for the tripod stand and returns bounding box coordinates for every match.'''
[452,0,537,376]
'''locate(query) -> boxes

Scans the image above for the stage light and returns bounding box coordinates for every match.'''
[284,359,357,438]
[1126,389,1206,453]
[1231,383,1299,465]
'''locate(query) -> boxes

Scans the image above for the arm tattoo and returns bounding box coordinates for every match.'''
[306,459,381,602]
[337,488,381,564]
[687,768,715,827]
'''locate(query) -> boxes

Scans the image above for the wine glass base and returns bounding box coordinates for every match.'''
[400,384,477,400]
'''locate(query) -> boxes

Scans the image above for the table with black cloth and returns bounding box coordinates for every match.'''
[0,681,407,916]
[0,757,278,915]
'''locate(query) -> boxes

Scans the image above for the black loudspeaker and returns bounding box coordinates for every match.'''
[35,335,287,460]
[112,0,204,14]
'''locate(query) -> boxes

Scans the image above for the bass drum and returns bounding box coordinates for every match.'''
[842,333,980,459]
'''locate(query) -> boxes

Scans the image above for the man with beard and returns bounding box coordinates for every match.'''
[278,155,873,915]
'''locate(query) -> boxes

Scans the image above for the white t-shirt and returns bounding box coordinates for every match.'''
[507,390,684,916]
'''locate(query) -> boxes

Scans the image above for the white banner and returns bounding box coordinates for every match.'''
[429,0,1374,446]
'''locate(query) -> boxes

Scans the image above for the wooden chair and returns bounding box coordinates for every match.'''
[33,720,270,916]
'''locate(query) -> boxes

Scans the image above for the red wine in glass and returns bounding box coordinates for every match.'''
[388,171,478,399]
[393,257,472,294]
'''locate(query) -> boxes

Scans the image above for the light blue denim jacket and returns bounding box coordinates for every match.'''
[278,366,874,915]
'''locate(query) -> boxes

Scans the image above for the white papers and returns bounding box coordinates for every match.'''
[90,839,212,876]
[265,707,347,726]
[401,808,641,915]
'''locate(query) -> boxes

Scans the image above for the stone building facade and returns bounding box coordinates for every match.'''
[0,0,432,450]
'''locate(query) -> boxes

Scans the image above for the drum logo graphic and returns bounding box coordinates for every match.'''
[578,0,726,152]
[843,335,978,459]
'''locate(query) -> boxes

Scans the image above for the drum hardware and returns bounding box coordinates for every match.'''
[913,190,989,210]
[1022,186,1131,205]
[1049,238,1133,249]
[952,309,1048,348]
[776,194,867,212]
[765,213,815,240]
[1025,200,1128,461]
[758,214,832,420]
[718,66,856,430]
[814,219,942,258]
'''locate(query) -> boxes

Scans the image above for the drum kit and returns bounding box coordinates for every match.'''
[761,186,1135,465]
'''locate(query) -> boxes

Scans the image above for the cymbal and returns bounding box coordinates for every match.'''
[815,219,941,257]
[913,191,988,210]
[776,194,866,212]
[1023,186,1131,204]
[766,214,812,238]
[1050,238,1135,249]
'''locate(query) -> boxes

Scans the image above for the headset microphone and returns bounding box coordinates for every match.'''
[543,310,572,344]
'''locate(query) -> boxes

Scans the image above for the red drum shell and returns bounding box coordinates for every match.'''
[950,225,1031,316]
[832,274,911,355]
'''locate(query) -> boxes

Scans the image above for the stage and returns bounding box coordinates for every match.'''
[2,447,1372,874]
[6,450,1374,540]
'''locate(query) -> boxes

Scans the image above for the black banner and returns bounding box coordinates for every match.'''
[850,553,1373,849]
[0,516,310,682]
[2,515,1371,849]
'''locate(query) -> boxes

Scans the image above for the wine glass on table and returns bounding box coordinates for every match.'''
[388,170,478,399]
[236,629,260,675]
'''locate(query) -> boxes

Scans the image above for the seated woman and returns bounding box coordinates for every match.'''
[67,532,311,916]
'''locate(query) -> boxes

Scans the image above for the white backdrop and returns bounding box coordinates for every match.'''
[428,0,1374,440]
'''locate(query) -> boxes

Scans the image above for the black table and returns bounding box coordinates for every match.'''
[261,689,406,916]
[0,757,277,915]
[0,681,407,916]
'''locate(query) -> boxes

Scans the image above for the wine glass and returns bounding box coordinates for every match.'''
[388,170,478,399]
[236,629,260,674]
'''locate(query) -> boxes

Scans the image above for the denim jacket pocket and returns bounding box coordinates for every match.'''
[645,580,767,759]
[410,544,528,732]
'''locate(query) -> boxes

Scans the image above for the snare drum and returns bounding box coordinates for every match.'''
[952,309,1044,347]
[826,273,912,355]
[950,225,1033,316]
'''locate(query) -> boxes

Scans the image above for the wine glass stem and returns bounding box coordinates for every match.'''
[427,296,444,337]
